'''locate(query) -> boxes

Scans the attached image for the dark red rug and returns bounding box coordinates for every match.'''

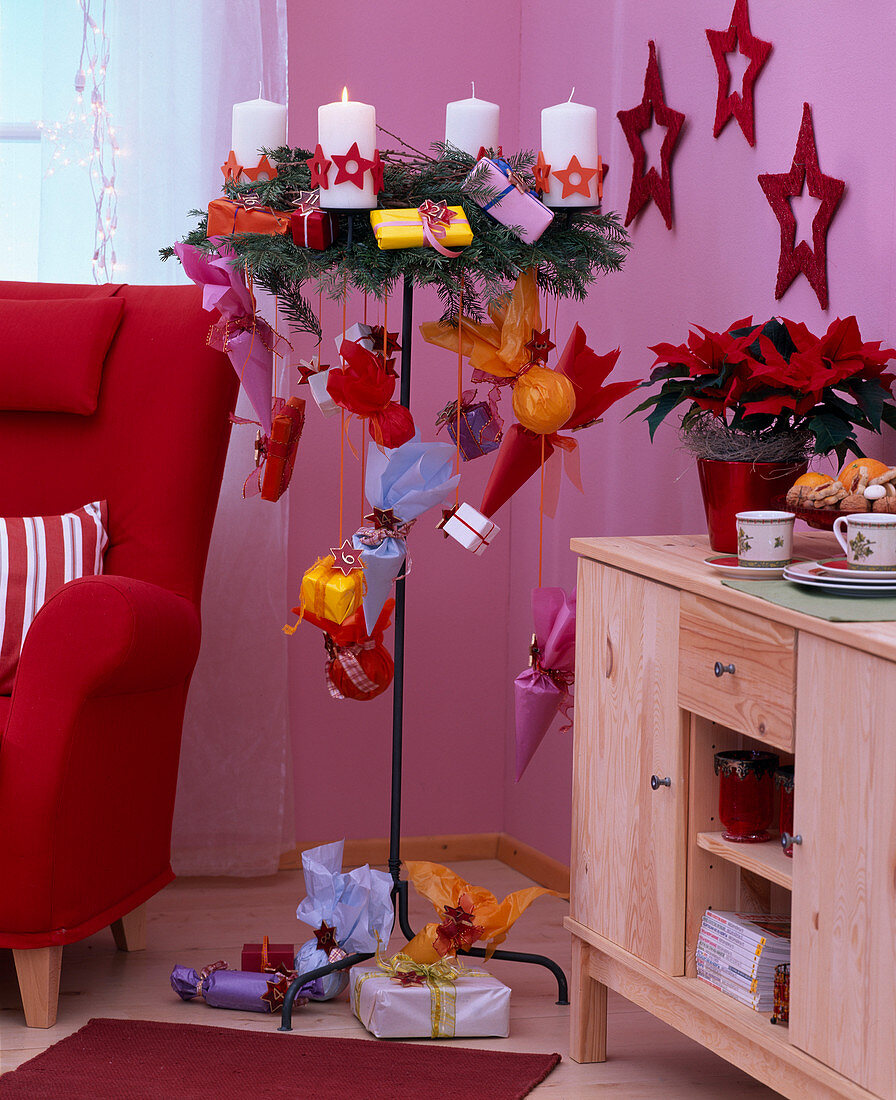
[0,1017,561,1099]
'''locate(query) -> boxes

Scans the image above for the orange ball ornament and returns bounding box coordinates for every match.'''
[511,367,576,435]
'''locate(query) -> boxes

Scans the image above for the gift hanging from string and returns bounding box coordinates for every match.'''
[480,323,641,517]
[352,436,460,632]
[285,544,366,632]
[327,337,415,448]
[435,387,503,461]
[514,587,576,781]
[293,840,395,1001]
[237,396,306,502]
[419,270,575,435]
[175,242,290,434]
[323,598,396,701]
[401,861,567,964]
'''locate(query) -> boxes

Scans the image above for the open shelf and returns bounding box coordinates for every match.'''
[696,831,793,890]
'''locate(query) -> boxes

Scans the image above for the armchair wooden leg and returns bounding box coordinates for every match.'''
[13,946,63,1028]
[111,902,146,952]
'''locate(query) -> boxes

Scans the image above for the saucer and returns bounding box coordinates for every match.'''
[816,557,896,580]
[704,555,802,579]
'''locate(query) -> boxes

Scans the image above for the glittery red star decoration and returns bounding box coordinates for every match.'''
[394,971,425,987]
[329,540,363,575]
[706,0,772,147]
[313,921,339,953]
[616,40,686,231]
[533,151,551,192]
[260,971,301,1011]
[221,150,244,183]
[551,154,599,200]
[370,507,397,530]
[525,328,555,364]
[758,102,844,310]
[368,326,401,357]
[332,141,375,189]
[370,149,385,194]
[243,154,279,183]
[306,144,331,190]
[297,356,329,384]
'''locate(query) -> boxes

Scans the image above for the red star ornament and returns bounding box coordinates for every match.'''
[616,40,686,231]
[243,154,279,183]
[329,540,363,575]
[758,102,845,310]
[525,328,555,364]
[313,921,339,953]
[332,141,375,189]
[221,150,244,183]
[551,154,599,200]
[706,0,772,147]
[306,144,331,190]
[533,151,551,192]
[370,149,385,194]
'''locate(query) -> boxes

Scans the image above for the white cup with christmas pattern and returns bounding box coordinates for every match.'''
[833,513,896,570]
[735,510,795,568]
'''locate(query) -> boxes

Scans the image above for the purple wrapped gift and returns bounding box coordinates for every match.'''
[436,388,503,461]
[462,158,554,244]
[170,961,308,1014]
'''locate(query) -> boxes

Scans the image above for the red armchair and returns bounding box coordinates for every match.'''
[0,280,238,1026]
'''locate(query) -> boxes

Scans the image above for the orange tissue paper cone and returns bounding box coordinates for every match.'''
[401,924,443,964]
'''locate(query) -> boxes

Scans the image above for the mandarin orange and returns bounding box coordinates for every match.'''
[791,472,833,490]
[836,458,890,491]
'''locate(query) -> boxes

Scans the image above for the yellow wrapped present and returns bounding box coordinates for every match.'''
[370,201,472,255]
[283,553,365,633]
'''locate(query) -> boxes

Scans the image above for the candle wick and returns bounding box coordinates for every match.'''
[471,80,475,98]
[568,87,575,102]
[258,80,262,98]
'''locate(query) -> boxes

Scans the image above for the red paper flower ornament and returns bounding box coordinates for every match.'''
[706,0,772,147]
[306,144,331,190]
[616,40,686,231]
[332,141,375,188]
[758,102,845,310]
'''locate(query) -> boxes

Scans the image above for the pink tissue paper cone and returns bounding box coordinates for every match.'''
[514,586,576,781]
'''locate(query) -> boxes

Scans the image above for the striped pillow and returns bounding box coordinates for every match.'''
[0,502,108,693]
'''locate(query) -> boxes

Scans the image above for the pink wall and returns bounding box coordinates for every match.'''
[287,1,896,864]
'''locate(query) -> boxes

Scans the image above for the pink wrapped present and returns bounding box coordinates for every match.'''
[463,157,554,244]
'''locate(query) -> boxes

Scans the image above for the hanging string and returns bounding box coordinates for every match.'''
[363,292,368,325]
[538,432,546,588]
[455,275,464,504]
[339,277,348,544]
[273,295,280,401]
[553,294,560,361]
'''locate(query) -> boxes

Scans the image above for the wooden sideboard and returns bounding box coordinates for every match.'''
[567,533,896,1100]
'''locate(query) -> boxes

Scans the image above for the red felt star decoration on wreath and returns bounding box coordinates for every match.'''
[551,154,599,200]
[370,149,385,194]
[243,154,279,183]
[706,0,772,147]
[306,144,331,190]
[220,150,244,183]
[533,151,551,192]
[525,328,555,364]
[616,40,686,231]
[758,102,845,310]
[332,141,375,188]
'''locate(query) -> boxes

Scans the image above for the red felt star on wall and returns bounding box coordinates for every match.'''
[758,102,845,310]
[616,40,686,231]
[329,540,363,575]
[306,144,331,190]
[706,0,772,147]
[332,141,375,189]
[533,151,551,192]
[551,154,599,200]
[525,328,555,364]
[370,149,385,194]
[243,154,279,183]
[220,150,244,183]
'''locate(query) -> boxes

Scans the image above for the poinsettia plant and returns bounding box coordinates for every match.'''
[632,315,896,463]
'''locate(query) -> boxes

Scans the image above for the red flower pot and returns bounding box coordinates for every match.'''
[697,458,808,554]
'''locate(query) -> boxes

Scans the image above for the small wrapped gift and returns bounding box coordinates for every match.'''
[324,599,395,701]
[207,196,292,238]
[171,961,306,1013]
[290,190,336,250]
[328,340,415,449]
[351,956,510,1039]
[260,396,305,502]
[438,502,499,555]
[335,323,375,355]
[288,554,365,629]
[370,202,473,254]
[462,158,553,244]
[436,388,503,461]
[298,359,340,418]
[241,938,296,972]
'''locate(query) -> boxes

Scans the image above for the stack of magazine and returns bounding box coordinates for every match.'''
[696,910,791,1012]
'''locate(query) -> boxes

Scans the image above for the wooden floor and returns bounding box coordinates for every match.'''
[0,859,780,1097]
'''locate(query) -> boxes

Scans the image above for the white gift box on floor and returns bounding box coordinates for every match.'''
[308,369,340,418]
[438,502,500,555]
[351,965,511,1039]
[335,322,375,355]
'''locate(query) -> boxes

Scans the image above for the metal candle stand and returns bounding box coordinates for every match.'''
[279,229,569,1030]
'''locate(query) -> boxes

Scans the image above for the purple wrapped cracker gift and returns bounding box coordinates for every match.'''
[170,960,308,1013]
[436,388,503,462]
[462,157,554,244]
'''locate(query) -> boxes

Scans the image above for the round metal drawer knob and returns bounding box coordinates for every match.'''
[650,775,672,790]
[781,832,802,849]
[714,661,736,677]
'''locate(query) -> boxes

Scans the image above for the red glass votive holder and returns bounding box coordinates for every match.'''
[775,765,795,857]
[713,750,779,842]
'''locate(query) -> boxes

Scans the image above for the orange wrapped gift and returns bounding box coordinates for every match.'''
[207,196,291,238]
[261,396,305,502]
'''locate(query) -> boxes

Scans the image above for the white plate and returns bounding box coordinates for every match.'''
[704,555,806,580]
[785,561,896,586]
[783,565,896,597]
[814,557,896,580]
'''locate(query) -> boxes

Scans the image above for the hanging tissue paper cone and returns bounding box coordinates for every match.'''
[171,962,303,1013]
[480,425,554,518]
[514,587,576,780]
[351,960,510,1039]
[294,840,394,1000]
[403,861,566,962]
[353,437,460,632]
[307,368,340,417]
[462,157,554,244]
[290,190,336,250]
[292,555,365,628]
[260,396,305,501]
[370,203,473,253]
[438,502,499,556]
[436,388,503,461]
[207,196,292,238]
[175,242,287,434]
[327,340,415,449]
[325,598,395,701]
[512,366,576,434]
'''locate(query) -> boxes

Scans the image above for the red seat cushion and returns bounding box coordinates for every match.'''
[0,297,124,413]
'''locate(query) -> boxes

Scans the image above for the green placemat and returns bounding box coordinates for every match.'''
[722,577,896,621]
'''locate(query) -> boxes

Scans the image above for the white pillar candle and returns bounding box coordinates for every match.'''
[540,93,599,208]
[231,93,287,169]
[445,84,499,157]
[318,88,377,210]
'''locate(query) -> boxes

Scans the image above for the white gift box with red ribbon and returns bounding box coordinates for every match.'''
[308,369,340,418]
[335,322,376,356]
[438,502,500,555]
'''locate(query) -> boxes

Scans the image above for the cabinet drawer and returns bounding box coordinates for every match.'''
[678,593,795,752]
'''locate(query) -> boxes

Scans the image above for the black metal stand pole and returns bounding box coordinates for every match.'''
[280,276,567,1031]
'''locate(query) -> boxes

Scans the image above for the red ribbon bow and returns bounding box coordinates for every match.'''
[416,200,461,257]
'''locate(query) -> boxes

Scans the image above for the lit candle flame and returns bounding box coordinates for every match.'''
[342,87,349,103]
